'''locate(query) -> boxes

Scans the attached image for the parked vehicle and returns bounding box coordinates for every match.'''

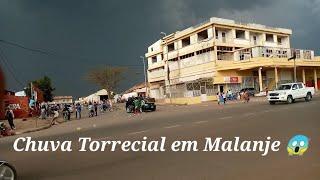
[141,98,156,112]
[125,97,156,113]
[0,161,17,180]
[240,88,256,96]
[267,82,315,105]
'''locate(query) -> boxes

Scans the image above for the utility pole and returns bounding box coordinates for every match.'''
[140,56,148,97]
[288,49,297,82]
[160,32,172,103]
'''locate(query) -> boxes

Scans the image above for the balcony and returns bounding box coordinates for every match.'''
[216,46,319,71]
[148,61,165,71]
[145,48,163,58]
[148,68,165,82]
[234,38,250,46]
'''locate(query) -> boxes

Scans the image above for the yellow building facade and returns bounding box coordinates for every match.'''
[145,17,320,104]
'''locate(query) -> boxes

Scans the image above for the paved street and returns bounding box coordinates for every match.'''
[1,97,320,180]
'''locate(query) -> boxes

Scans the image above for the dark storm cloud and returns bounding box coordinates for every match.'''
[0,0,319,97]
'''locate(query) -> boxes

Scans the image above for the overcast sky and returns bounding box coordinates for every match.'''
[0,0,319,98]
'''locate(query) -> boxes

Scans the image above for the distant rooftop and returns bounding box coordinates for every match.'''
[164,17,292,40]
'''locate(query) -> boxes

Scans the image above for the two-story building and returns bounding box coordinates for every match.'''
[145,17,320,104]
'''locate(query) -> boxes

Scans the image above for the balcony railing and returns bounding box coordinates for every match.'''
[234,46,314,61]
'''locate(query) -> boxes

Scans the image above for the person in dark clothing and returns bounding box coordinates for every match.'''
[75,103,82,119]
[62,105,71,120]
[94,102,98,116]
[5,107,15,130]
[126,97,134,113]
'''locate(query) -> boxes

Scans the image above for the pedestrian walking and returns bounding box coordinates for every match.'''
[51,105,59,125]
[243,90,250,103]
[94,102,98,116]
[5,107,15,130]
[219,93,225,105]
[75,103,82,119]
[40,104,46,119]
[88,102,94,117]
[216,93,220,105]
[133,97,141,114]
[223,92,227,104]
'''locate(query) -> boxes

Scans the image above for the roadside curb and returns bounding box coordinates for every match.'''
[15,123,52,135]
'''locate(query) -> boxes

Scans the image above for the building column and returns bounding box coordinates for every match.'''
[302,69,306,85]
[275,67,279,89]
[258,67,263,92]
[314,69,318,91]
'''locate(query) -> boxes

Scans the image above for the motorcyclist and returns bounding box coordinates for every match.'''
[125,97,134,113]
[62,104,71,120]
[88,102,94,117]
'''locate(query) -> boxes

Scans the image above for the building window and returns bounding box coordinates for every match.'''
[215,30,219,39]
[167,43,175,52]
[196,47,214,55]
[168,57,178,61]
[180,52,195,60]
[182,37,191,47]
[266,34,274,42]
[197,30,208,41]
[217,46,233,51]
[150,47,154,52]
[277,37,282,45]
[152,56,157,63]
[235,30,245,39]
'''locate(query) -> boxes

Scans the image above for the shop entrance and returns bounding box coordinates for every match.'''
[219,85,224,93]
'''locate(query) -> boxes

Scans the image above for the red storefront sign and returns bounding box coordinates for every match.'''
[230,77,239,83]
[1,95,30,120]
[224,76,239,83]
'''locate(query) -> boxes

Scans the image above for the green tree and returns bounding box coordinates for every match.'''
[86,66,126,98]
[25,76,55,102]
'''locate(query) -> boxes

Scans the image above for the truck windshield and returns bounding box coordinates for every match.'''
[277,85,292,90]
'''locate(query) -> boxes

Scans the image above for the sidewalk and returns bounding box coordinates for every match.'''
[1,117,52,136]
[156,96,267,106]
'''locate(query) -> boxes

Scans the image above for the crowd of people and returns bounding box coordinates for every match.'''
[31,99,114,125]
[216,89,251,105]
[125,96,145,114]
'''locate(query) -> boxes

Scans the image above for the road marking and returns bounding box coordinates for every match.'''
[193,120,208,124]
[128,130,149,135]
[263,110,273,113]
[243,112,255,117]
[164,125,181,129]
[219,116,233,120]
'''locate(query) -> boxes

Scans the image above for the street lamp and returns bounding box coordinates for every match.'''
[160,32,172,102]
[140,56,148,97]
[288,49,297,82]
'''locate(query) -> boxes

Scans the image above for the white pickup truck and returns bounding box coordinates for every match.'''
[267,82,315,105]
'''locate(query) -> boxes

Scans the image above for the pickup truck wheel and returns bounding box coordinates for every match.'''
[305,93,312,102]
[287,96,293,104]
[269,101,276,105]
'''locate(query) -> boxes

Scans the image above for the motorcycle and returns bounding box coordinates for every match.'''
[88,105,95,117]
[62,110,70,121]
[0,123,14,137]
[0,161,17,180]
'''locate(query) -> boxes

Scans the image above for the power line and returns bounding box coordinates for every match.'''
[0,47,25,88]
[0,39,144,68]
[0,39,56,56]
